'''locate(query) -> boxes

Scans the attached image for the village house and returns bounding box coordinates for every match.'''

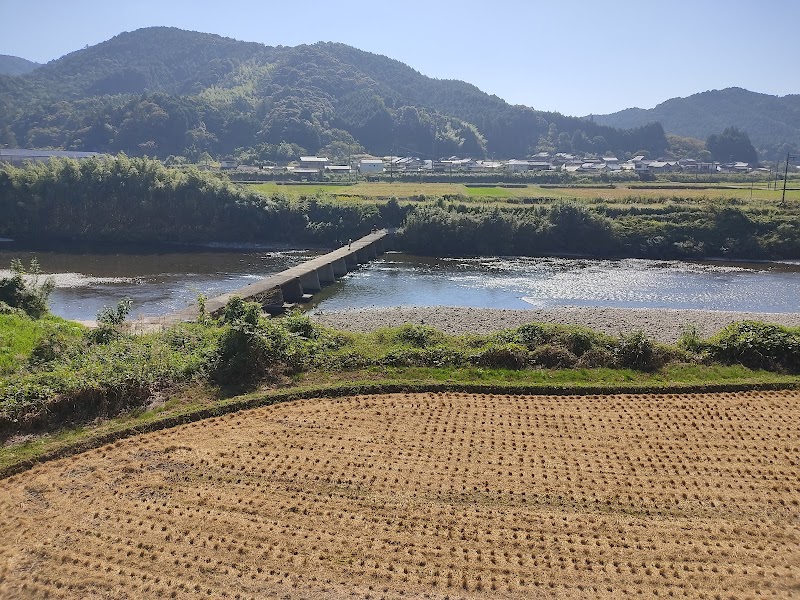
[390,156,424,171]
[219,156,238,170]
[505,159,531,172]
[359,159,384,174]
[298,156,329,171]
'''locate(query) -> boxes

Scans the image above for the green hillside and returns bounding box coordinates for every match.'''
[0,55,40,76]
[591,88,800,161]
[0,27,667,161]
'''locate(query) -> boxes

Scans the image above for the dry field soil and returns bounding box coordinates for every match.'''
[1,390,799,599]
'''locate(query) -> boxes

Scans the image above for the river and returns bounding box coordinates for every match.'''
[0,244,321,321]
[1,245,799,321]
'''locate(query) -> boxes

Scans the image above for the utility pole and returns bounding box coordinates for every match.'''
[781,152,797,207]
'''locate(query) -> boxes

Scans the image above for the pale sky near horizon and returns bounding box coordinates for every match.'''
[0,0,797,117]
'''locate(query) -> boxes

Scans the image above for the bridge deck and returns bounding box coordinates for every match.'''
[147,229,389,326]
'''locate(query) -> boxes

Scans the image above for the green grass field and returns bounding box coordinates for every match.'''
[247,180,800,206]
[0,314,83,374]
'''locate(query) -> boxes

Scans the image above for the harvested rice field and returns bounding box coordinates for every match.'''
[1,390,799,599]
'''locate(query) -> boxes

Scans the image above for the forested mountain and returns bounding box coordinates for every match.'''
[591,88,800,161]
[0,55,40,76]
[0,27,667,161]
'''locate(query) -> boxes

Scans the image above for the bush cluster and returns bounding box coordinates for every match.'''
[0,259,55,319]
[702,321,800,373]
[2,292,799,440]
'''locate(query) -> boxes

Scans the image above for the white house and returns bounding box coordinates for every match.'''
[299,156,329,171]
[359,159,384,174]
[391,156,424,171]
[506,159,530,172]
[219,157,238,170]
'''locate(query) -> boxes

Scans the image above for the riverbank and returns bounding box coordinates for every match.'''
[310,306,800,344]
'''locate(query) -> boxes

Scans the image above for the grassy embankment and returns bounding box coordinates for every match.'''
[2,305,799,475]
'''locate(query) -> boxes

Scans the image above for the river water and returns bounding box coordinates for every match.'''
[0,245,321,321]
[310,254,800,313]
[1,245,799,320]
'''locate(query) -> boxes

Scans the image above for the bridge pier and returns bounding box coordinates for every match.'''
[364,243,378,259]
[345,253,360,269]
[332,258,348,277]
[317,263,336,284]
[254,286,285,314]
[280,278,305,303]
[299,270,321,293]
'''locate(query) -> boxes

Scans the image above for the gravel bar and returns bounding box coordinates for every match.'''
[310,306,800,345]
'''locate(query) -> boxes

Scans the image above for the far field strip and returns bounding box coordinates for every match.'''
[247,181,800,203]
[1,390,798,599]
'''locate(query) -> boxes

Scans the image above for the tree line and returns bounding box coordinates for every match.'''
[2,156,798,260]
[0,156,388,245]
[398,201,800,260]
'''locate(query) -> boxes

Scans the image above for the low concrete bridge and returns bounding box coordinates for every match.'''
[150,229,390,326]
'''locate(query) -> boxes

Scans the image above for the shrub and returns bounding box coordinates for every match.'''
[560,328,604,357]
[529,344,578,368]
[0,300,27,318]
[379,348,426,367]
[29,326,84,366]
[514,322,610,357]
[282,311,317,339]
[421,347,467,367]
[575,347,616,368]
[704,321,800,372]
[392,324,445,348]
[330,350,370,370]
[211,298,293,384]
[677,324,704,353]
[90,298,134,344]
[614,330,664,372]
[221,296,259,325]
[378,346,466,368]
[515,323,549,349]
[0,258,55,319]
[473,343,529,370]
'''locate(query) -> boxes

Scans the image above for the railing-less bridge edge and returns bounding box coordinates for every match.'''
[144,229,391,327]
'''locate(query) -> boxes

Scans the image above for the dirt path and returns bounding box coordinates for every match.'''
[2,390,799,598]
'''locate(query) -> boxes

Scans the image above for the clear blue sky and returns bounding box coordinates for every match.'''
[1,0,797,117]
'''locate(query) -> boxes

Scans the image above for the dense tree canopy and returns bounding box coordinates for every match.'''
[0,27,668,161]
[593,88,799,161]
[706,126,758,163]
[0,156,384,244]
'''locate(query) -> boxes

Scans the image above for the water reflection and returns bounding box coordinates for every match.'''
[311,254,800,313]
[1,246,798,320]
[0,246,320,321]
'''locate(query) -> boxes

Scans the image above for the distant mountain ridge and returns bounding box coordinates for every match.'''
[590,88,800,160]
[0,27,668,161]
[0,55,40,76]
